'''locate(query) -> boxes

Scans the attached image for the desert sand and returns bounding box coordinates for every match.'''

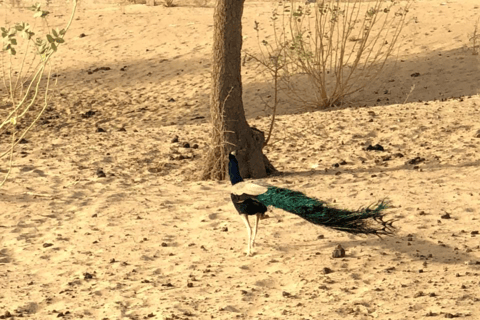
[1,0,480,319]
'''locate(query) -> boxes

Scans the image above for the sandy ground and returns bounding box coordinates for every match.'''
[1,0,480,319]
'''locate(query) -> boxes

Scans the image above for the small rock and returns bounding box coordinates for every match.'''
[323,267,334,274]
[332,244,345,258]
[440,213,451,219]
[81,110,95,118]
[405,157,425,165]
[84,272,94,280]
[96,169,106,178]
[171,136,179,143]
[366,144,384,151]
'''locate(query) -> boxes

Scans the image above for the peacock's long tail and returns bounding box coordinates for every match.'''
[256,186,395,236]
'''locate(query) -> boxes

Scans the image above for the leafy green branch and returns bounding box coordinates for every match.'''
[0,0,77,188]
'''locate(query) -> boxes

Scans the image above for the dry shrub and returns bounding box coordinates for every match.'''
[469,18,480,55]
[253,0,411,109]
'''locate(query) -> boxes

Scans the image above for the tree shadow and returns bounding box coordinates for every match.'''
[40,43,479,128]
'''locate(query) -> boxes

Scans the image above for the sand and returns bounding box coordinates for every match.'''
[1,0,480,319]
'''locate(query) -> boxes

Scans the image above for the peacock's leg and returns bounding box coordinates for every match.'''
[251,213,260,249]
[240,214,252,256]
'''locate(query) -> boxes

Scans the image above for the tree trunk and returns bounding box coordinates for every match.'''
[202,0,276,180]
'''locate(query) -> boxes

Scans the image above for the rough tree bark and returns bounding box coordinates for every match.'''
[202,0,275,180]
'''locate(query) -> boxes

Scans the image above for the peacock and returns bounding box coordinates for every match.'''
[228,151,395,256]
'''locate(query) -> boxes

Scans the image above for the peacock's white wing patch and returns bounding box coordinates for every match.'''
[231,181,268,196]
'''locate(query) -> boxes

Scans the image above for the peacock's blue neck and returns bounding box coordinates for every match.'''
[228,154,244,185]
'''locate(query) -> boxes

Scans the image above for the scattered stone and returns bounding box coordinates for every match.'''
[96,169,106,178]
[171,136,179,143]
[441,213,451,219]
[366,144,384,151]
[96,127,106,133]
[405,157,425,165]
[84,272,94,280]
[332,244,345,258]
[43,243,53,248]
[81,110,96,118]
[411,72,420,77]
[79,33,86,38]
[87,67,111,74]
[323,267,334,274]
[182,142,190,148]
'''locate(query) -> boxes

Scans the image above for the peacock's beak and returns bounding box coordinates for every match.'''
[231,150,237,156]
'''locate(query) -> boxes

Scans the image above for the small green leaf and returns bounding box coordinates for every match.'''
[50,42,57,52]
[59,29,66,35]
[52,29,58,37]
[9,38,17,45]
[33,11,43,18]
[21,30,35,40]
[46,34,54,43]
[55,37,65,44]
[9,47,16,55]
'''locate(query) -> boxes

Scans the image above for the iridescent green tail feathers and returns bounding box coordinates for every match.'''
[256,186,395,236]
